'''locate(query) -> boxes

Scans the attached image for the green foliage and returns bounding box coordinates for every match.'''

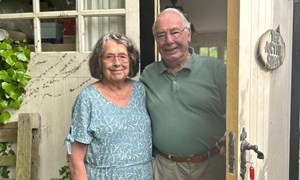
[59,165,71,180]
[0,39,31,124]
[0,143,15,178]
[0,39,31,178]
[51,165,71,180]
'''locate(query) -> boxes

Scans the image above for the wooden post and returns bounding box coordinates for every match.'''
[16,113,40,180]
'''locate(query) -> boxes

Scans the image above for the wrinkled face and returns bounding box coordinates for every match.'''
[154,11,191,63]
[101,40,130,83]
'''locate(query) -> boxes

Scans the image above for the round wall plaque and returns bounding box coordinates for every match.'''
[257,29,285,70]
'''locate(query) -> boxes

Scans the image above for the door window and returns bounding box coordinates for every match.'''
[0,0,132,53]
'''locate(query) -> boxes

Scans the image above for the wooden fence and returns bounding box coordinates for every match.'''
[0,113,41,180]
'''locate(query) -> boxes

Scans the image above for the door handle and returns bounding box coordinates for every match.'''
[240,127,264,180]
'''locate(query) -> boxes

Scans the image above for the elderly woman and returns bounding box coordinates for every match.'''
[65,32,153,180]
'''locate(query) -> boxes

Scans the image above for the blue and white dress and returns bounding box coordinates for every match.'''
[65,80,153,180]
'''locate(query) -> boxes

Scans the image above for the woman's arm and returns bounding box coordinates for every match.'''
[69,141,88,180]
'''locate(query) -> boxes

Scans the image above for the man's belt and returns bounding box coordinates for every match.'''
[156,147,220,163]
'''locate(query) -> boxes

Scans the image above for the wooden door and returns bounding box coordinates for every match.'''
[0,0,140,179]
[226,0,293,179]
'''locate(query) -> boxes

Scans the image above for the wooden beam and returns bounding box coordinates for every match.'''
[226,0,240,179]
[16,113,41,180]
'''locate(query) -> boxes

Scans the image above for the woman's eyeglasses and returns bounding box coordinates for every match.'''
[103,54,129,63]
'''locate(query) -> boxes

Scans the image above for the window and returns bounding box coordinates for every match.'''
[199,46,218,58]
[0,0,135,53]
[199,46,227,62]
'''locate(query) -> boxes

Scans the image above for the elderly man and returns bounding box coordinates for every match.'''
[141,8,226,180]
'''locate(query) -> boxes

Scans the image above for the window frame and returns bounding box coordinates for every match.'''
[0,0,139,53]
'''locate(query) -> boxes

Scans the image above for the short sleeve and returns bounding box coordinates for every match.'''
[65,91,93,154]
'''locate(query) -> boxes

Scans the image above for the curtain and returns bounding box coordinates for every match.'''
[84,0,125,50]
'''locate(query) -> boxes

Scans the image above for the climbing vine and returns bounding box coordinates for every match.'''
[0,39,31,124]
[0,38,31,177]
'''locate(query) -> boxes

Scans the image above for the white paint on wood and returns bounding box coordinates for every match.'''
[238,0,293,179]
[9,53,95,178]
[1,0,140,178]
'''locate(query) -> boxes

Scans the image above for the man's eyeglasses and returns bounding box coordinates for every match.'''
[103,54,129,63]
[155,27,188,42]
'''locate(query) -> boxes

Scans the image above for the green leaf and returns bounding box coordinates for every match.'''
[0,143,7,152]
[2,82,16,93]
[0,99,8,111]
[0,111,10,124]
[12,70,31,86]
[0,50,16,66]
[14,62,27,71]
[16,52,30,62]
[0,41,12,50]
[9,98,23,109]
[0,70,12,83]
[10,88,24,101]
[1,82,24,100]
[3,38,13,45]
[0,165,10,178]
[16,46,24,51]
[19,73,31,86]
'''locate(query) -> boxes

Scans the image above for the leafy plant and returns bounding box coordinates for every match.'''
[0,39,31,124]
[51,165,71,180]
[0,38,31,178]
[59,165,71,180]
[0,143,15,178]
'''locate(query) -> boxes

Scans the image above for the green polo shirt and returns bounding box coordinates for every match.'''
[140,49,226,156]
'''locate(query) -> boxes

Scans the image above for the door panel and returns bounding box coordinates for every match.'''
[227,0,293,179]
[2,0,140,178]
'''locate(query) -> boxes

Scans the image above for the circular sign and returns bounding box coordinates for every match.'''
[257,29,285,70]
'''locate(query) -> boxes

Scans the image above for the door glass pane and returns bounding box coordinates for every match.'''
[84,0,125,10]
[84,16,125,51]
[41,18,76,52]
[0,1,33,13]
[0,19,34,43]
[0,1,33,45]
[40,0,76,11]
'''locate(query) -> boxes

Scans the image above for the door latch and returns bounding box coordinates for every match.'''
[240,127,264,180]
